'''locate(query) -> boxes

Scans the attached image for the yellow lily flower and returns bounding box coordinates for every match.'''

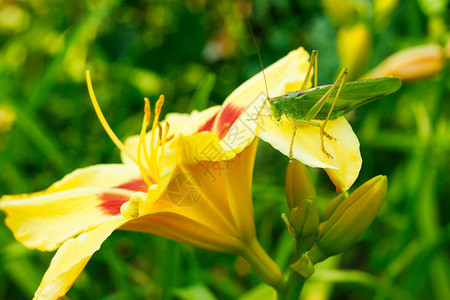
[208,47,361,192]
[0,47,362,299]
[0,73,283,299]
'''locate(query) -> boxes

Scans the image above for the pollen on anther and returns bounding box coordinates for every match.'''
[144,97,151,125]
[155,95,165,116]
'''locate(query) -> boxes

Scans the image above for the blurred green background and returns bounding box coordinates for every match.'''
[0,0,448,299]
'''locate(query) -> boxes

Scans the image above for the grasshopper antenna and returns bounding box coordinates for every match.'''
[240,0,270,120]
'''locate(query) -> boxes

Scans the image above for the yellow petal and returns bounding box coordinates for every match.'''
[0,164,146,251]
[171,106,221,135]
[124,140,260,254]
[122,213,243,254]
[223,139,258,242]
[34,217,127,300]
[256,117,361,192]
[212,47,311,151]
[46,164,144,191]
[178,131,238,163]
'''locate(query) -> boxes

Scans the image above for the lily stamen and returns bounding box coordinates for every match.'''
[138,98,154,186]
[159,122,170,166]
[149,95,165,177]
[141,98,154,174]
[86,71,138,165]
[157,122,163,142]
[86,71,158,185]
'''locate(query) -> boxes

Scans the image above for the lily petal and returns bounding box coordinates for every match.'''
[178,131,238,163]
[257,117,361,192]
[122,212,243,253]
[212,47,311,150]
[123,140,260,254]
[34,217,127,300]
[175,106,221,135]
[0,164,146,251]
[223,138,258,242]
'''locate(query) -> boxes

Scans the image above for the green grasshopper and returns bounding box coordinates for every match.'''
[253,50,402,160]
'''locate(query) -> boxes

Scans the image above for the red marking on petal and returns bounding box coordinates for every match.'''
[98,179,148,215]
[98,193,129,215]
[196,112,218,133]
[116,179,148,192]
[215,104,245,139]
[99,193,129,216]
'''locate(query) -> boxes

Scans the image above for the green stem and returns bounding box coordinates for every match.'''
[276,240,307,299]
[240,238,284,291]
[278,269,306,300]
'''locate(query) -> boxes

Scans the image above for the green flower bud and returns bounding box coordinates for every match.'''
[290,252,315,278]
[289,198,320,240]
[281,212,296,239]
[321,191,348,222]
[285,160,316,210]
[309,175,387,263]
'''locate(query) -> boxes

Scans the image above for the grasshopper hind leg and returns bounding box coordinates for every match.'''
[322,130,337,141]
[321,127,338,159]
[302,68,348,159]
[319,68,348,159]
[320,131,334,159]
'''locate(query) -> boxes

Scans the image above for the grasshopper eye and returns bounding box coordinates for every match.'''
[273,100,278,106]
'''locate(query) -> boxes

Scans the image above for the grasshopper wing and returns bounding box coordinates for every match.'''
[300,77,402,119]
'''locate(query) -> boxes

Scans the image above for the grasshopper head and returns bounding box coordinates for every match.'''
[269,98,282,122]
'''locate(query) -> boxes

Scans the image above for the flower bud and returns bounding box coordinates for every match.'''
[0,103,15,132]
[320,192,348,222]
[285,160,316,210]
[362,44,444,82]
[320,0,357,27]
[337,23,372,80]
[289,198,320,240]
[374,0,400,31]
[308,175,387,263]
[281,212,296,239]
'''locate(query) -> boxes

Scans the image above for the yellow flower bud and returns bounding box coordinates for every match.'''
[308,175,387,263]
[289,198,320,240]
[374,0,400,30]
[320,0,357,27]
[0,103,16,132]
[362,44,444,82]
[337,23,372,80]
[285,160,316,210]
